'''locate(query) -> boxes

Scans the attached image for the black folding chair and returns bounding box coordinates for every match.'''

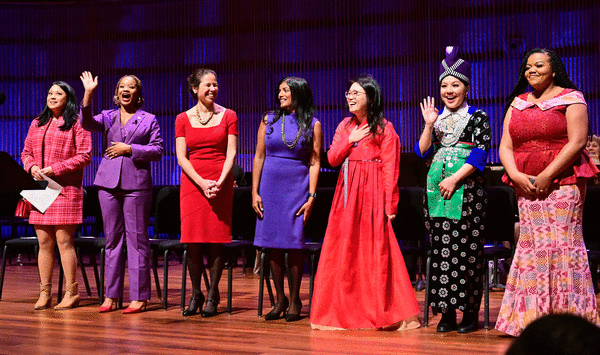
[482,185,517,330]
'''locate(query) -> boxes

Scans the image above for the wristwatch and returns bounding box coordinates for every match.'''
[308,192,317,199]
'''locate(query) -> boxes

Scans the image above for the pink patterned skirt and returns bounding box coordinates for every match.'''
[495,182,599,336]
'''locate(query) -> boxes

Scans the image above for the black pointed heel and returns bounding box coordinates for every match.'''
[264,297,289,321]
[201,299,220,318]
[182,293,205,316]
[285,300,302,322]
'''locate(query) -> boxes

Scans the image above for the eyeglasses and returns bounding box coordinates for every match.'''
[344,90,366,98]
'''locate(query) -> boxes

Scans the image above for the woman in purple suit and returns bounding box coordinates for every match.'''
[80,71,163,313]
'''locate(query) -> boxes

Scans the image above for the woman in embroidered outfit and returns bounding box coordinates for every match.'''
[176,69,238,317]
[252,77,322,322]
[310,75,420,330]
[495,48,599,336]
[80,72,163,314]
[21,81,92,310]
[415,47,491,333]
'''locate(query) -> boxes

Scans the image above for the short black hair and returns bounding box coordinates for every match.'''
[505,314,600,355]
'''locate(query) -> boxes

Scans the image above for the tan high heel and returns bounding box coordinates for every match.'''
[54,282,81,310]
[34,283,52,310]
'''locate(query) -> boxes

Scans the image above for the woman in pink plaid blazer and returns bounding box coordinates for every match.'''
[21,81,92,310]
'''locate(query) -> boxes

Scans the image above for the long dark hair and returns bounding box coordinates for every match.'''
[266,76,315,146]
[36,81,78,131]
[503,48,579,117]
[347,75,386,135]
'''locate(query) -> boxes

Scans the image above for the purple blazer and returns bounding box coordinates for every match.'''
[80,105,163,190]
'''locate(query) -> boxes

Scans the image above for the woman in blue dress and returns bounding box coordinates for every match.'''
[252,77,323,322]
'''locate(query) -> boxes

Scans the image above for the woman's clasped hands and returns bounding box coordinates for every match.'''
[30,165,54,180]
[201,179,220,199]
[511,171,551,196]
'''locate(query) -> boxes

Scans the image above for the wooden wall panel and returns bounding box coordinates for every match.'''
[0,0,598,184]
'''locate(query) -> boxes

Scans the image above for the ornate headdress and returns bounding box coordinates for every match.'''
[439,46,471,84]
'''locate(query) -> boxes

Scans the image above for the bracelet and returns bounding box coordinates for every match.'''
[308,192,317,199]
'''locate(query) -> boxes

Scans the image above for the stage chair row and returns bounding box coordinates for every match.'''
[3,184,600,326]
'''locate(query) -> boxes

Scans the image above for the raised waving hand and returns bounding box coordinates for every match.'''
[420,96,439,126]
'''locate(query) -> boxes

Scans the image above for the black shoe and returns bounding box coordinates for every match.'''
[285,300,302,322]
[285,313,302,322]
[457,310,479,333]
[264,297,289,321]
[201,299,219,317]
[182,294,205,316]
[436,309,457,333]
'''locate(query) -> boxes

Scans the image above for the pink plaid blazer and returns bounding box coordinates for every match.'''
[21,117,92,225]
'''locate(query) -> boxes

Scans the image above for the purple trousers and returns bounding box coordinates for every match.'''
[99,188,151,301]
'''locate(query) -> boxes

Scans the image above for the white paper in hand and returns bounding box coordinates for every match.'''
[20,172,63,213]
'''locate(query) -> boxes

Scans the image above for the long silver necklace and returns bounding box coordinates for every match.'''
[281,114,302,149]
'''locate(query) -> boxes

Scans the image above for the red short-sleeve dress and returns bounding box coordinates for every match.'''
[175,109,238,243]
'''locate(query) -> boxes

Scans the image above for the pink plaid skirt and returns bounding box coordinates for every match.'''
[28,185,83,225]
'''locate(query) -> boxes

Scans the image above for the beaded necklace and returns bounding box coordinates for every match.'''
[195,105,214,125]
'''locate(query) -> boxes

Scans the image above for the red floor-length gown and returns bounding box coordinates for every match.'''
[310,117,420,330]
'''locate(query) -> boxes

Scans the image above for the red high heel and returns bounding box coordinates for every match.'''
[122,301,147,314]
[98,298,118,313]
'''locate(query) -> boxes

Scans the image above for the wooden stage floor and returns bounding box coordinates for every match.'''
[0,259,521,355]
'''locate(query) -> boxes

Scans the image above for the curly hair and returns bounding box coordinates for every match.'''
[36,81,79,131]
[503,48,579,117]
[113,75,144,108]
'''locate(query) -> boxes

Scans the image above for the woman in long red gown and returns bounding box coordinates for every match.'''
[310,75,420,330]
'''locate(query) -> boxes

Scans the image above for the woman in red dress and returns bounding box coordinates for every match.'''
[310,75,420,330]
[496,48,599,336]
[21,81,92,310]
[175,69,238,317]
